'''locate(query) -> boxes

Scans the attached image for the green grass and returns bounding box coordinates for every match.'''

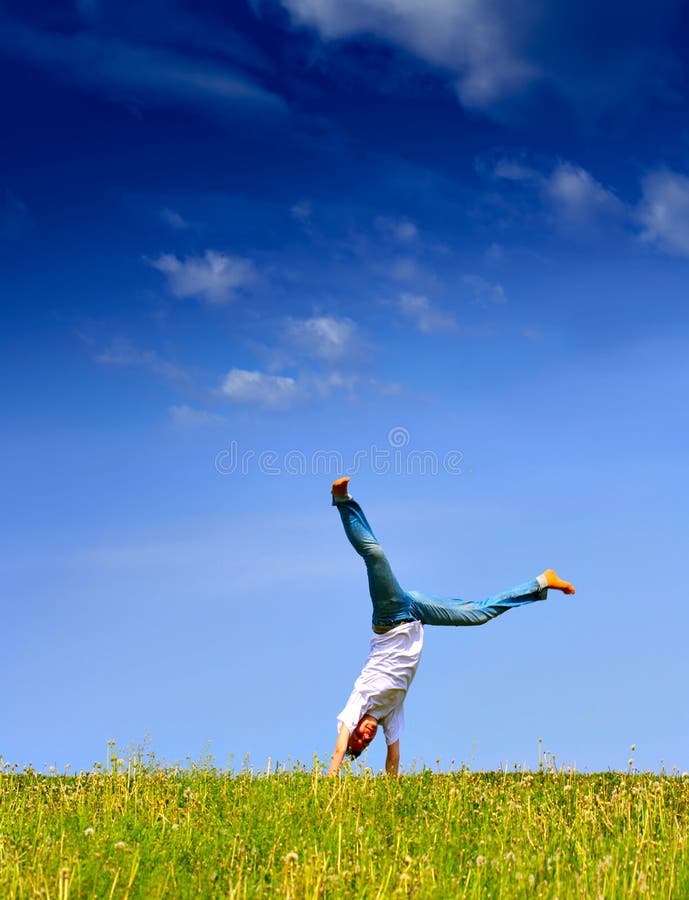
[1,757,687,899]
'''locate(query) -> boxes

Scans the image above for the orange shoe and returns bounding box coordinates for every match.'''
[331,477,352,504]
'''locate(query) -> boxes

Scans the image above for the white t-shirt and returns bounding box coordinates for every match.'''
[337,620,424,745]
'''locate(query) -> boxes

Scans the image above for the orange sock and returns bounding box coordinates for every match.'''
[542,568,576,595]
[331,477,351,502]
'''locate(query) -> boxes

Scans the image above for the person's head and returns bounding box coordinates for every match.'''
[346,714,378,758]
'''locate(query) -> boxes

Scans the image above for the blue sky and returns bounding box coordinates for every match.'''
[3,0,688,774]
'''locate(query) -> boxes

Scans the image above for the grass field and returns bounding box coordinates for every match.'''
[1,755,687,899]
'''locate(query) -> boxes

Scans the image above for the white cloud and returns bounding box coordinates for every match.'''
[217,360,398,410]
[375,215,418,242]
[149,250,256,304]
[543,163,623,226]
[463,274,506,305]
[95,339,190,382]
[219,368,300,409]
[280,0,538,109]
[280,2,676,118]
[397,293,457,334]
[160,208,191,229]
[309,371,402,398]
[637,170,689,257]
[490,156,624,230]
[169,405,226,427]
[0,18,285,118]
[285,315,360,362]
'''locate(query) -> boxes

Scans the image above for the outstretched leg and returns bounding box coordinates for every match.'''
[408,569,574,626]
[408,580,546,626]
[331,478,413,627]
[331,479,575,628]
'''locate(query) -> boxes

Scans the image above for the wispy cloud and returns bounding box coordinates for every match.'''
[387,258,418,282]
[396,293,457,334]
[375,215,418,243]
[493,159,539,182]
[0,16,285,118]
[637,169,689,257]
[309,371,402,398]
[280,1,679,119]
[95,339,191,382]
[169,405,226,427]
[160,208,191,230]
[237,311,388,405]
[148,250,256,304]
[290,199,313,223]
[463,275,506,306]
[284,315,362,363]
[486,155,624,231]
[280,0,538,109]
[543,163,624,227]
[219,368,300,409]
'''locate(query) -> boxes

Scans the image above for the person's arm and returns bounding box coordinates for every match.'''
[385,739,400,775]
[328,723,351,775]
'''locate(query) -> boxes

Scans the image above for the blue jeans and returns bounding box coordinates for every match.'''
[336,500,546,628]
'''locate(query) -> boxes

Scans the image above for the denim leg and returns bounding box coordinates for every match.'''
[336,500,413,626]
[408,579,546,626]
